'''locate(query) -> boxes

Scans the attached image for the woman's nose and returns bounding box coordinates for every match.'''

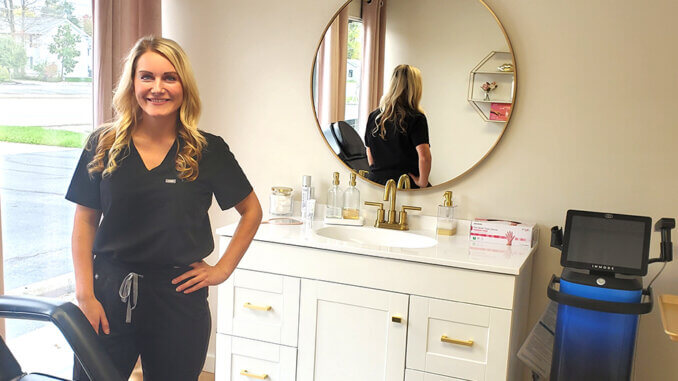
[151,79,163,93]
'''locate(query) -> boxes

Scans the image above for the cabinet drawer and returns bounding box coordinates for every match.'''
[407,296,511,381]
[405,369,465,381]
[215,334,296,381]
[217,269,300,346]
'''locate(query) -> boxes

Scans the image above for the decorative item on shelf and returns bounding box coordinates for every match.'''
[497,63,514,72]
[480,81,498,101]
[490,103,511,121]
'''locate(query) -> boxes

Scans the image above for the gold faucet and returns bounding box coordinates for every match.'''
[365,178,421,230]
[384,179,398,224]
[397,174,410,190]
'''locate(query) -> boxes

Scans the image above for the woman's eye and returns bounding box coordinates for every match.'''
[165,75,177,82]
[140,74,153,80]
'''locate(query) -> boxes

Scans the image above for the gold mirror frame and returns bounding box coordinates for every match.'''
[310,0,517,191]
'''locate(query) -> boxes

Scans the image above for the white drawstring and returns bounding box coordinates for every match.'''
[119,272,143,323]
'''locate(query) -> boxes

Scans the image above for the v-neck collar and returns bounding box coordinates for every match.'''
[130,138,179,172]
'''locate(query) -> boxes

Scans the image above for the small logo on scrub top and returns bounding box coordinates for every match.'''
[165,178,177,184]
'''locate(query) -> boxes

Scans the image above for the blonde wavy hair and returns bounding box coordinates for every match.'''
[372,64,424,140]
[87,36,206,181]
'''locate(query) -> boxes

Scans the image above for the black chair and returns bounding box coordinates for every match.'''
[321,121,370,172]
[0,295,123,381]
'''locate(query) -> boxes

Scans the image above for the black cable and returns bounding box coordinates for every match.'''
[647,262,667,289]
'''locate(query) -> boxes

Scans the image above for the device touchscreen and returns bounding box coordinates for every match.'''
[562,211,651,275]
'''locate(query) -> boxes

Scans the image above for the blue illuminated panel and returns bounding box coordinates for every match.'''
[551,279,641,381]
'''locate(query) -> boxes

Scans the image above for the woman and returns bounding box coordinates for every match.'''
[364,64,432,188]
[66,36,262,380]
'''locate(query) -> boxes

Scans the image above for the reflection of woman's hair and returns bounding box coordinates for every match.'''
[373,64,424,139]
[87,36,206,181]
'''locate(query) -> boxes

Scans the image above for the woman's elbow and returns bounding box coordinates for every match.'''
[238,192,263,224]
[248,200,263,224]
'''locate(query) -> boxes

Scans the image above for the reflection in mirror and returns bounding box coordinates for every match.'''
[312,0,515,189]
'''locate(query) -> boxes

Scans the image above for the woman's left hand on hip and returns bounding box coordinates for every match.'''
[172,261,230,294]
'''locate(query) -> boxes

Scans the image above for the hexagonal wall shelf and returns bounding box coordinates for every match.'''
[467,51,515,122]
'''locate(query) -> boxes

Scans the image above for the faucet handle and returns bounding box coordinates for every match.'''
[365,201,384,209]
[398,205,421,230]
[365,201,385,225]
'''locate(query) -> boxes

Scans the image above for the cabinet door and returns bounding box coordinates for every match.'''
[215,334,296,381]
[297,279,409,381]
[407,296,511,381]
[405,369,465,381]
[217,269,300,347]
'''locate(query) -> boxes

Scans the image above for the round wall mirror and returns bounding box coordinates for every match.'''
[312,0,516,190]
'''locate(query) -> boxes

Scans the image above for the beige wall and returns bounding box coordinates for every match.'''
[163,0,678,378]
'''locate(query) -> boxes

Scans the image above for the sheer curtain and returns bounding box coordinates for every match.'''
[358,0,387,137]
[93,0,162,127]
[315,7,349,128]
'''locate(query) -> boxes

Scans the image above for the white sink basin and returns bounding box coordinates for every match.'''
[315,225,437,249]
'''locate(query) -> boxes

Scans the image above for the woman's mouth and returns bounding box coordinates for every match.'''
[147,98,170,105]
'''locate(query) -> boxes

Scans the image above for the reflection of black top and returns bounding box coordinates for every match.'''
[364,109,429,186]
[66,130,252,266]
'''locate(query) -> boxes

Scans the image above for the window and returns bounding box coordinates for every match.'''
[344,19,364,129]
[0,0,94,377]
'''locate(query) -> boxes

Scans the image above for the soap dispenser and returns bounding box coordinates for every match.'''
[342,172,360,219]
[436,191,457,236]
[326,172,343,219]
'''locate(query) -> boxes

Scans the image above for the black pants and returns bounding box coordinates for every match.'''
[73,256,211,381]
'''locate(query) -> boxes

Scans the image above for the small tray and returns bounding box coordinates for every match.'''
[659,294,678,342]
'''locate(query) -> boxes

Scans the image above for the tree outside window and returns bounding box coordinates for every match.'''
[48,24,81,80]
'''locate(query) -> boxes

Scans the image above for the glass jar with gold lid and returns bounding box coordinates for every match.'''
[270,186,294,216]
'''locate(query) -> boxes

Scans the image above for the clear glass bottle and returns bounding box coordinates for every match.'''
[342,172,360,219]
[270,186,293,216]
[301,175,314,221]
[325,172,343,219]
[436,191,457,236]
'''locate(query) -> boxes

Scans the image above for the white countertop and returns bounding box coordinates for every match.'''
[216,217,537,275]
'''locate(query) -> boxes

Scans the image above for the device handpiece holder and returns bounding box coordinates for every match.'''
[550,226,563,251]
[649,217,675,264]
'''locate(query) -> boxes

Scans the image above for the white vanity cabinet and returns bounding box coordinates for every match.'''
[215,221,535,381]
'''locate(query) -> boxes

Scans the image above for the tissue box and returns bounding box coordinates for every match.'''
[469,219,538,248]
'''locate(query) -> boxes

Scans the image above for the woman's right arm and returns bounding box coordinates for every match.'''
[410,143,432,188]
[72,204,110,334]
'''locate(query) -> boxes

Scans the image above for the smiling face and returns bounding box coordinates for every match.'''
[134,51,184,120]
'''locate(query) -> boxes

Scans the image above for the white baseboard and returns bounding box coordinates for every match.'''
[203,352,216,373]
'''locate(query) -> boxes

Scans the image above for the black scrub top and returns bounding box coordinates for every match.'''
[364,109,429,186]
[66,130,252,266]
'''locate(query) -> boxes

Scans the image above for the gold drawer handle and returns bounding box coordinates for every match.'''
[240,370,269,379]
[441,335,474,347]
[243,302,272,311]
[392,315,402,323]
